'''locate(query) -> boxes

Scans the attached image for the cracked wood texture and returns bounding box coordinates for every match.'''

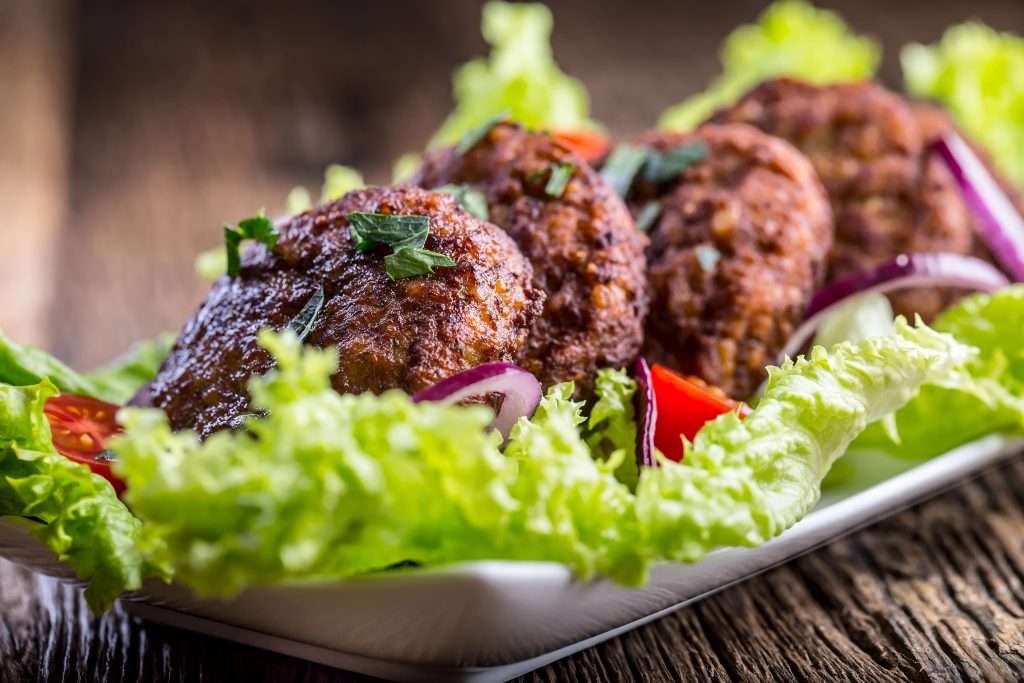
[2,1,1024,681]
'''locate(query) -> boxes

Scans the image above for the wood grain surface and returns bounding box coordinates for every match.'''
[3,1,1024,681]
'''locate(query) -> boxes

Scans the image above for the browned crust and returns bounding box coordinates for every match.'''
[414,122,649,395]
[132,186,543,436]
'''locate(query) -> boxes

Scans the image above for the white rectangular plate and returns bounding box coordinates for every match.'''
[2,435,1020,682]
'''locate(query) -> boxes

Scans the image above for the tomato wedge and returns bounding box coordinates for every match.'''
[551,129,610,163]
[650,364,751,462]
[43,394,126,495]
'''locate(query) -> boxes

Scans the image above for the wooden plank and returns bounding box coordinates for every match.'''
[0,1,71,347]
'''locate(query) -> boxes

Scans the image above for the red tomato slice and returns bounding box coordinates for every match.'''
[551,129,611,163]
[650,364,750,462]
[44,394,126,495]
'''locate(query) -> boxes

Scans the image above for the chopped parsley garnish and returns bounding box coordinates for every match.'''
[544,163,575,198]
[456,111,509,155]
[634,202,662,232]
[287,285,325,341]
[347,211,457,281]
[224,212,279,277]
[437,184,490,221]
[695,245,722,273]
[601,142,710,199]
[642,142,708,184]
[348,212,430,252]
[600,144,648,198]
[384,248,457,281]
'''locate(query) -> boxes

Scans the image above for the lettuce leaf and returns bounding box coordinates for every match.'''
[0,379,150,610]
[500,382,645,582]
[0,330,101,398]
[637,319,968,561]
[114,331,518,595]
[585,368,640,489]
[83,334,175,404]
[813,293,895,349]
[392,153,423,184]
[0,333,171,609]
[429,1,597,147]
[659,0,879,131]
[0,329,171,404]
[114,320,964,595]
[853,287,1024,458]
[902,22,1024,187]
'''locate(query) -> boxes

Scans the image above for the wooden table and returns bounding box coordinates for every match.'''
[3,2,1024,681]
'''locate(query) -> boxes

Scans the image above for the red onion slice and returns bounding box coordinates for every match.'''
[413,362,542,438]
[633,357,658,469]
[934,133,1024,282]
[782,252,1009,360]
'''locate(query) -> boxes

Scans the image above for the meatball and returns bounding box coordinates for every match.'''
[132,186,543,437]
[712,78,988,319]
[414,122,649,394]
[632,124,832,399]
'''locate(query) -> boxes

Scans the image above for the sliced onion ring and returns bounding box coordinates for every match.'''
[934,133,1024,282]
[781,252,1009,360]
[413,362,542,439]
[632,357,658,469]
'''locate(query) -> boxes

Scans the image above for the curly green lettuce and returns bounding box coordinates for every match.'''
[0,329,172,404]
[638,319,968,561]
[585,368,640,488]
[84,334,175,404]
[854,287,1024,458]
[0,379,152,610]
[659,0,879,131]
[114,320,965,595]
[0,333,172,609]
[429,1,597,148]
[902,22,1024,187]
[114,331,517,595]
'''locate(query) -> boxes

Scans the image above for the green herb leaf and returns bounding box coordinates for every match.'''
[600,144,648,198]
[436,184,490,221]
[634,202,661,232]
[384,247,457,281]
[643,142,707,183]
[347,212,430,252]
[456,111,508,155]
[287,286,326,342]
[224,212,279,277]
[544,163,575,198]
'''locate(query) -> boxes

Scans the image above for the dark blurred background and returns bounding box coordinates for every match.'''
[2,0,1022,368]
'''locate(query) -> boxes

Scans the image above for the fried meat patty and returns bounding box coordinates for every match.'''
[633,124,832,399]
[414,122,649,394]
[712,78,989,319]
[132,186,543,437]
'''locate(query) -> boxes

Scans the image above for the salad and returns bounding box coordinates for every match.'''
[3,1,1024,614]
